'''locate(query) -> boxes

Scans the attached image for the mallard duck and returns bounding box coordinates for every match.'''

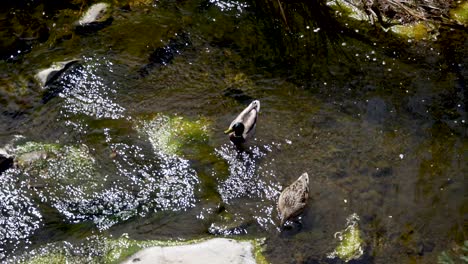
[224,100,260,145]
[278,172,309,226]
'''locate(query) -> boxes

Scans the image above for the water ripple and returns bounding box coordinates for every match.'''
[214,143,282,230]
[58,56,125,122]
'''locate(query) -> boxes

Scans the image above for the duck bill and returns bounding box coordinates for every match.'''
[224,128,234,134]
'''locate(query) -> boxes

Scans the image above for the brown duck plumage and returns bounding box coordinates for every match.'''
[278,172,309,226]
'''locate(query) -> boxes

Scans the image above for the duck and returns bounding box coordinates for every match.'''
[224,100,260,145]
[278,172,309,226]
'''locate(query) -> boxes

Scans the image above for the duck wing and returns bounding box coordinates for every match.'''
[241,108,258,137]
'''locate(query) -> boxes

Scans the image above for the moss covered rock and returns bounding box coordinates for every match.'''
[135,114,211,157]
[327,213,364,262]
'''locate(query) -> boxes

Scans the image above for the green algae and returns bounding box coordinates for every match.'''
[438,240,468,264]
[450,2,468,25]
[252,238,269,264]
[328,213,364,262]
[327,0,368,21]
[15,141,61,155]
[14,142,95,175]
[390,22,436,40]
[23,253,66,264]
[135,114,211,157]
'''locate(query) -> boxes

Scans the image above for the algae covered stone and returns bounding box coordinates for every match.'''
[450,2,468,25]
[327,213,364,262]
[135,114,210,156]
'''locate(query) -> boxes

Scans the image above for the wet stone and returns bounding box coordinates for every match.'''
[35,59,81,88]
[139,32,191,76]
[75,3,113,34]
[0,154,14,175]
[15,150,48,168]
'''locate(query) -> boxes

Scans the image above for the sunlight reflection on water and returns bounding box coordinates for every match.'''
[209,0,248,13]
[214,143,282,230]
[58,57,125,132]
[0,169,42,259]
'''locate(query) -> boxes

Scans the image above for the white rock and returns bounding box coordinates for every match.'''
[121,238,256,264]
[77,3,111,26]
[35,59,80,87]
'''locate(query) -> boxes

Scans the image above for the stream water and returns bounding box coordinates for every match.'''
[0,0,466,263]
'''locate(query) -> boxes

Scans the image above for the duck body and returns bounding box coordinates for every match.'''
[278,172,309,226]
[224,100,260,145]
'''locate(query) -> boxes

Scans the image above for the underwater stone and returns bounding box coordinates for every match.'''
[15,150,48,168]
[75,3,113,33]
[223,87,254,104]
[35,59,80,88]
[0,154,14,175]
[327,213,364,262]
[139,33,191,76]
[135,114,210,156]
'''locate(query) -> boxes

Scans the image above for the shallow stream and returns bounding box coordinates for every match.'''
[0,0,466,263]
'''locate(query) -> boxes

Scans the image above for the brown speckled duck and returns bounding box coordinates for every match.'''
[224,100,260,146]
[278,172,309,226]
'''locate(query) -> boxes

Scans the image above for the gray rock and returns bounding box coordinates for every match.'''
[15,150,48,168]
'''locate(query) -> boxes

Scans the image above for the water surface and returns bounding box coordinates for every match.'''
[0,0,466,263]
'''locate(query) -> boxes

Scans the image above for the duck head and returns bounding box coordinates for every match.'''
[224,122,245,137]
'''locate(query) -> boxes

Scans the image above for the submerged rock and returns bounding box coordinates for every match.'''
[15,150,48,168]
[450,1,468,25]
[139,32,191,76]
[0,153,14,175]
[75,3,113,34]
[35,59,80,88]
[327,213,364,262]
[135,114,210,156]
[223,87,254,104]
